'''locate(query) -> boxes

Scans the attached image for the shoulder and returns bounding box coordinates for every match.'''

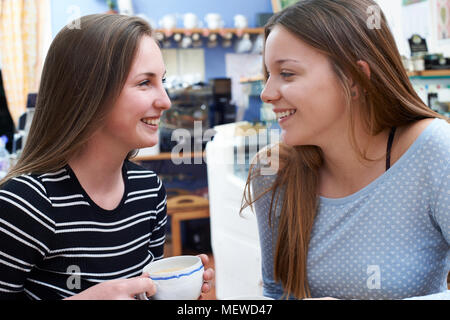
[415,118,450,160]
[395,118,449,161]
[423,118,450,147]
[402,118,448,143]
[396,118,449,194]
[1,173,52,208]
[0,173,56,232]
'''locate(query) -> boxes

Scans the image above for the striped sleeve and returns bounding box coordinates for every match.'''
[148,176,167,261]
[0,177,55,300]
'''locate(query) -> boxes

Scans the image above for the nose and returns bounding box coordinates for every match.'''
[260,77,280,104]
[155,87,171,110]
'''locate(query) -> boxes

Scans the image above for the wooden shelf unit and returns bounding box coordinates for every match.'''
[155,27,264,36]
[407,69,450,78]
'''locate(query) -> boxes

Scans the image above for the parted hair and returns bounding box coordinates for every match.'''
[1,14,153,186]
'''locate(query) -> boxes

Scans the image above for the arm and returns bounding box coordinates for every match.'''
[431,162,449,245]
[65,274,156,300]
[0,178,55,300]
[406,161,449,300]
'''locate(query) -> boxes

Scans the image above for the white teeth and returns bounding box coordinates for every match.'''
[141,118,160,126]
[275,110,296,120]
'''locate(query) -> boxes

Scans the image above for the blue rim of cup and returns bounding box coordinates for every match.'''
[150,264,204,281]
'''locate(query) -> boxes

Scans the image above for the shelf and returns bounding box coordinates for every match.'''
[240,75,264,83]
[155,27,264,36]
[133,151,205,162]
[408,70,450,78]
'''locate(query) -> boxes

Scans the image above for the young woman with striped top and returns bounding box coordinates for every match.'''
[0,14,213,300]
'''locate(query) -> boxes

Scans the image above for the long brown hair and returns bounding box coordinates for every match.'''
[242,0,448,299]
[0,14,153,186]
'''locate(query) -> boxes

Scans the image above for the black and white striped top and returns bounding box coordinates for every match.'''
[0,160,167,300]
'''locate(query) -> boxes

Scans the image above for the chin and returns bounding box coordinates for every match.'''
[132,140,158,151]
[148,137,160,148]
[281,131,297,146]
[140,133,159,147]
[281,131,309,147]
[142,141,159,149]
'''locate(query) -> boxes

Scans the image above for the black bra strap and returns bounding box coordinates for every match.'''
[386,127,397,171]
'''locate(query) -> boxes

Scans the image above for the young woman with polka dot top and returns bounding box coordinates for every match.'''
[242,0,449,300]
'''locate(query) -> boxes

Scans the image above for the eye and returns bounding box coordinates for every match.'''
[162,77,167,84]
[138,80,151,87]
[280,71,294,79]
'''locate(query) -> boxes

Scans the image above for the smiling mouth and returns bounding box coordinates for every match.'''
[141,117,160,126]
[275,109,296,121]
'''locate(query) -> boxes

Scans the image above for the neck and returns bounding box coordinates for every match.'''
[318,127,390,197]
[68,133,128,192]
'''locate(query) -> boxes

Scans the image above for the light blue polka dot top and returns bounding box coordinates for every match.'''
[252,118,449,300]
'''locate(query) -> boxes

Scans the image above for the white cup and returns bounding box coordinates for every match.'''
[205,13,224,29]
[234,14,248,29]
[159,14,177,30]
[140,255,204,300]
[181,36,193,48]
[117,0,134,15]
[183,13,199,29]
[235,33,253,53]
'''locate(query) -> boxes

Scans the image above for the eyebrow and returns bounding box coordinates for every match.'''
[136,71,167,78]
[265,59,304,72]
[275,59,302,65]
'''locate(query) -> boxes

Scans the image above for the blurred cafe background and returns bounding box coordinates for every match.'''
[0,0,449,300]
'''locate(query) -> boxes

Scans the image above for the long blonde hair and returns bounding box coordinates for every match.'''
[1,14,152,186]
[242,0,448,299]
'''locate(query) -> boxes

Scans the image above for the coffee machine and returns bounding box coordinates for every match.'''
[158,79,236,153]
[159,83,213,152]
[209,78,236,127]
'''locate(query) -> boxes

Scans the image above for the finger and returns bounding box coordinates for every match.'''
[203,268,214,281]
[136,273,155,299]
[197,254,209,265]
[128,276,156,298]
[201,281,210,294]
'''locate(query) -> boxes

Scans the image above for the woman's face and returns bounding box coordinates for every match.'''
[103,36,171,151]
[261,26,348,147]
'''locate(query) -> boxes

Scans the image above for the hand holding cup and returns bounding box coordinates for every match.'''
[138,254,214,300]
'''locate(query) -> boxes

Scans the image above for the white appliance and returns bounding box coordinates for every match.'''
[206,122,264,299]
[117,0,134,15]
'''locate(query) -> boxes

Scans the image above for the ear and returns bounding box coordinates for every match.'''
[356,60,371,79]
[350,60,371,99]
